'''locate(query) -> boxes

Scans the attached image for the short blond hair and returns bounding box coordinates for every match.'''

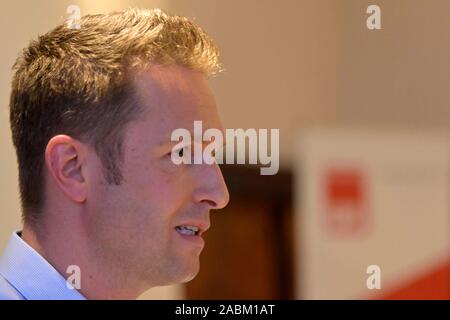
[10,8,221,224]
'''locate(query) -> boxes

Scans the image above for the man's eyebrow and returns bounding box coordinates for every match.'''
[163,130,194,143]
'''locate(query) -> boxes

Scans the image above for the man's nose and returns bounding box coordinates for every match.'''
[192,163,230,210]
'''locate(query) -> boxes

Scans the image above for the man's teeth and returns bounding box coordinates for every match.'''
[176,226,200,236]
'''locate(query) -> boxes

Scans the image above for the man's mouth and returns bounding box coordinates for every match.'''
[175,224,206,248]
[175,225,200,236]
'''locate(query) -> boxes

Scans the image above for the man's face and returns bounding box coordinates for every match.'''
[85,64,229,289]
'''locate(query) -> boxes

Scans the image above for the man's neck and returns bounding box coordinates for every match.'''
[21,220,144,300]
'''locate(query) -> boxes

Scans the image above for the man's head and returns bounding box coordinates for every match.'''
[9,8,229,293]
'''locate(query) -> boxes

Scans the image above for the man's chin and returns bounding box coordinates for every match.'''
[174,257,202,284]
[179,261,201,283]
[156,258,201,286]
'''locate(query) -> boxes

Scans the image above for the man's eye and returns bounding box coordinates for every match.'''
[169,148,184,158]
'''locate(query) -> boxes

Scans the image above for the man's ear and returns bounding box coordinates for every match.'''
[44,135,88,203]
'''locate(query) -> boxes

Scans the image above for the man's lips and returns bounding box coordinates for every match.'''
[174,220,210,236]
[174,221,209,248]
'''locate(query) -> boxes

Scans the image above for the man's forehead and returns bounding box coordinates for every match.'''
[129,64,224,144]
[133,64,216,111]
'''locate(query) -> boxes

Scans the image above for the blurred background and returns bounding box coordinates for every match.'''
[0,0,449,299]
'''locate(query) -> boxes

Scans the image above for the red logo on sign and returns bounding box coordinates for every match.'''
[322,167,370,237]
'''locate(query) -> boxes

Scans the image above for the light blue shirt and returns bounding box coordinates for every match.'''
[0,231,86,300]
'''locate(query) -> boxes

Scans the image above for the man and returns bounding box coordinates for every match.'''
[0,8,229,300]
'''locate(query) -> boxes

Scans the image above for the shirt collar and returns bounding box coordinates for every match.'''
[0,231,86,300]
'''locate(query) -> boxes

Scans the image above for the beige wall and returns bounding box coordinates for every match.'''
[336,0,450,127]
[167,0,450,161]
